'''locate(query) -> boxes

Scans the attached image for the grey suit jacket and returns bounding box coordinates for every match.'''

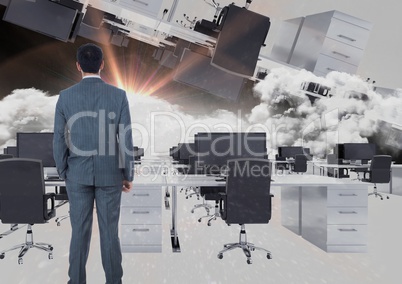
[53,77,134,186]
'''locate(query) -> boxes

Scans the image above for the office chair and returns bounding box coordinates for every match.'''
[275,154,287,174]
[0,154,13,159]
[292,154,307,173]
[362,155,392,200]
[196,186,224,225]
[0,158,56,264]
[217,159,273,264]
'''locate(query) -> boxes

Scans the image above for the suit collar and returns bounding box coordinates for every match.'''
[80,77,104,83]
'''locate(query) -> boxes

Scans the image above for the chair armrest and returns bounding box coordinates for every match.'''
[363,171,370,180]
[43,193,56,220]
[218,192,227,220]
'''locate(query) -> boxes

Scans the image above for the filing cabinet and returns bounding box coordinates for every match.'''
[110,0,163,18]
[301,185,368,252]
[272,10,372,77]
[120,185,162,252]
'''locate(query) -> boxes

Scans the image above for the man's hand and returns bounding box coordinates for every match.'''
[122,180,133,193]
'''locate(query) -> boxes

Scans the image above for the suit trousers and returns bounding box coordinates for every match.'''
[66,179,123,284]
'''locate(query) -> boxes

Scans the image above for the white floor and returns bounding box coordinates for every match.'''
[1,185,402,284]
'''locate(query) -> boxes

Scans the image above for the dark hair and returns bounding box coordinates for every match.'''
[76,43,103,73]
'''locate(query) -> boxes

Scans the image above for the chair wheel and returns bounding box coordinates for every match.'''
[247,259,252,264]
[267,253,272,259]
[198,219,202,223]
[217,253,223,259]
[190,209,195,214]
[0,253,4,259]
[387,196,390,199]
[18,258,23,265]
[207,222,211,226]
[48,253,53,260]
[49,246,53,251]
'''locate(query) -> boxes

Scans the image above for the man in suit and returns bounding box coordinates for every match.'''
[53,43,134,284]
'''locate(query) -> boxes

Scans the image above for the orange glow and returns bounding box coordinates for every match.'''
[102,43,175,97]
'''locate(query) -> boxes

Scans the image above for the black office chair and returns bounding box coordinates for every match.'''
[0,154,13,160]
[292,154,307,173]
[362,155,392,200]
[196,186,225,225]
[217,159,273,264]
[275,154,287,174]
[0,158,56,264]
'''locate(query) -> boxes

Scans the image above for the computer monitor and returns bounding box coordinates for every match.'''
[343,143,376,162]
[173,48,246,101]
[278,146,304,159]
[16,132,56,167]
[3,0,81,42]
[4,146,17,157]
[178,143,196,164]
[195,132,267,174]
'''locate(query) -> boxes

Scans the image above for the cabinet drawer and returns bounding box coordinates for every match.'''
[120,207,161,224]
[321,37,364,66]
[326,18,371,49]
[327,224,367,245]
[121,224,162,245]
[327,188,368,206]
[119,0,163,18]
[121,189,161,207]
[327,207,367,225]
[314,54,358,75]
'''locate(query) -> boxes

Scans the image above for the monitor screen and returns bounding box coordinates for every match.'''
[278,146,304,159]
[17,132,55,167]
[343,143,376,161]
[4,146,18,157]
[3,0,79,42]
[195,132,267,173]
[178,143,196,161]
[173,48,245,101]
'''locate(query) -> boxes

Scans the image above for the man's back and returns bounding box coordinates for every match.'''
[54,77,134,186]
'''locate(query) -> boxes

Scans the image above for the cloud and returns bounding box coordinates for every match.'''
[2,69,401,158]
[0,88,251,155]
[250,68,402,157]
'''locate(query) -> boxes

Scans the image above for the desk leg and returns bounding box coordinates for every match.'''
[164,186,170,210]
[170,185,181,252]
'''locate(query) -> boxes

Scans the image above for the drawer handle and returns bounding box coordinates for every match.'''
[132,228,150,232]
[132,193,150,197]
[133,0,149,6]
[338,211,357,214]
[131,211,150,214]
[337,34,356,42]
[338,193,357,196]
[332,51,350,59]
[338,228,357,232]
[326,67,336,71]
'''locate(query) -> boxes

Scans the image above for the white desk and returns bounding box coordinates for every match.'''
[166,175,225,252]
[45,170,371,253]
[276,175,369,253]
[313,162,370,178]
